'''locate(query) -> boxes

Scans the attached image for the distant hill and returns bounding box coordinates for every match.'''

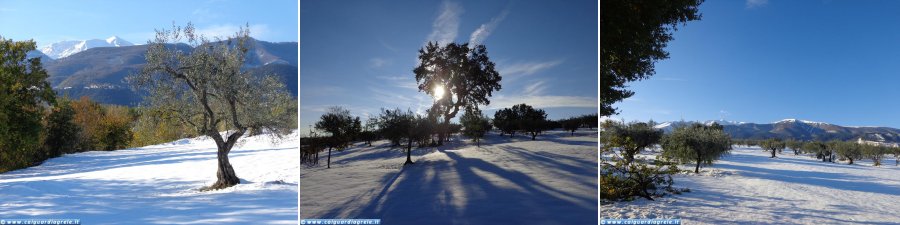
[654,119,900,142]
[43,38,297,106]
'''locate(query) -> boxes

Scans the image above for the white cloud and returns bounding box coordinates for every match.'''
[196,24,270,40]
[522,80,546,96]
[746,0,768,8]
[487,95,597,110]
[469,9,509,45]
[426,1,463,45]
[499,60,564,82]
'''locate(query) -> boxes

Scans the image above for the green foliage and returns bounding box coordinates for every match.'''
[600,157,684,202]
[660,124,731,173]
[492,108,518,136]
[512,104,548,140]
[0,37,56,172]
[96,105,133,151]
[315,106,360,150]
[601,120,664,164]
[833,141,862,165]
[44,98,81,157]
[859,144,889,166]
[130,107,192,147]
[759,138,786,158]
[460,108,490,146]
[786,139,803,155]
[378,108,411,146]
[600,0,704,116]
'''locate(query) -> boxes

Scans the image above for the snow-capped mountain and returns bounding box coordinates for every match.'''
[39,36,133,59]
[653,118,900,142]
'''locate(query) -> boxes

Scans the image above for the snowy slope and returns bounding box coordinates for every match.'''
[39,36,133,59]
[300,129,598,225]
[0,131,299,224]
[601,146,900,224]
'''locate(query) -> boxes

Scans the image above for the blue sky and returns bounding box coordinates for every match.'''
[614,0,900,128]
[300,0,598,135]
[0,0,298,47]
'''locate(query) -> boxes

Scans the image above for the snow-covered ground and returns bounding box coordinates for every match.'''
[602,146,900,224]
[300,129,598,225]
[0,131,299,224]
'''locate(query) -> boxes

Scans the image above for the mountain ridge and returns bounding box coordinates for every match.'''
[654,118,900,142]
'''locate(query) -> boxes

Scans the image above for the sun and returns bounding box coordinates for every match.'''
[432,85,445,100]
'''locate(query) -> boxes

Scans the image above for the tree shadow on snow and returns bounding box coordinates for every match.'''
[346,150,597,225]
[0,178,297,224]
[0,147,291,180]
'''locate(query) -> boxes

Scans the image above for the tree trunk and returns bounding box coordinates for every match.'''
[327,147,332,168]
[201,146,240,191]
[770,149,776,158]
[848,157,853,165]
[202,131,244,191]
[404,138,414,165]
[531,132,536,140]
[695,157,701,174]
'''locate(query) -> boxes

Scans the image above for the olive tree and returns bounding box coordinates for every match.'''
[414,42,501,145]
[600,121,663,164]
[660,124,732,173]
[132,23,295,190]
[786,139,803,155]
[760,138,785,158]
[460,108,490,147]
[833,141,861,165]
[315,106,361,169]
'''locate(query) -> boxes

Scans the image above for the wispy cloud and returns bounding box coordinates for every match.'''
[746,0,768,8]
[196,24,270,40]
[370,58,391,68]
[469,8,509,45]
[376,75,419,90]
[522,80,547,96]
[487,95,597,109]
[426,1,463,45]
[499,60,564,82]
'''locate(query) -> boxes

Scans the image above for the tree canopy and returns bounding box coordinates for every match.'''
[414,42,501,144]
[600,0,703,116]
[660,123,731,173]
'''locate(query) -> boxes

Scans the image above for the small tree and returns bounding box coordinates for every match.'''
[44,98,81,158]
[834,141,861,165]
[602,121,664,164]
[361,117,379,146]
[378,108,409,146]
[660,124,732,173]
[492,108,518,136]
[513,104,548,140]
[861,144,886,166]
[403,113,431,165]
[561,117,580,135]
[133,23,295,190]
[315,107,359,169]
[802,141,829,162]
[786,139,803,155]
[759,138,785,158]
[460,108,490,147]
